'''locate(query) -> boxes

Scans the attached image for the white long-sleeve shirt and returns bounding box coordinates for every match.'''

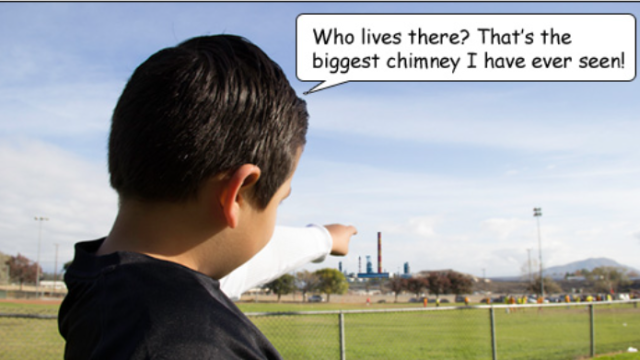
[219,224,332,300]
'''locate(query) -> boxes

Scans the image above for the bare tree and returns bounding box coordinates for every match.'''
[6,254,41,290]
[295,270,320,302]
[520,259,539,284]
[447,271,473,295]
[405,277,428,299]
[528,276,561,295]
[388,277,407,303]
[427,272,451,297]
[588,266,631,294]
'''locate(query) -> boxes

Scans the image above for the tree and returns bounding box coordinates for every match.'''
[427,272,451,297]
[314,268,348,302]
[296,270,320,302]
[388,277,407,303]
[578,268,591,278]
[447,271,473,295]
[528,276,561,295]
[405,277,428,299]
[520,259,539,284]
[6,254,41,290]
[588,266,631,294]
[264,274,296,302]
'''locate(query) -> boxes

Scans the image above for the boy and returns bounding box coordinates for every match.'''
[59,34,350,359]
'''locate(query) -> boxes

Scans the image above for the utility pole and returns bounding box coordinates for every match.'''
[482,268,486,294]
[53,243,59,295]
[533,208,544,298]
[527,248,533,288]
[34,216,49,298]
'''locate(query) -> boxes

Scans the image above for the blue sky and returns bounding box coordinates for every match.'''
[1,2,639,277]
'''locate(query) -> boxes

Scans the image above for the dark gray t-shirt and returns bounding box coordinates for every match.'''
[59,239,282,360]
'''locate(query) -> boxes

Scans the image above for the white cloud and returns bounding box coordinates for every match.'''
[0,139,117,271]
[407,216,440,238]
[0,81,121,138]
[481,218,530,241]
[306,92,640,157]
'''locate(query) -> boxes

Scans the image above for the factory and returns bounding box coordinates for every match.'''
[351,232,411,279]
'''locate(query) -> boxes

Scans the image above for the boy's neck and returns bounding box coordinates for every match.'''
[97,198,233,279]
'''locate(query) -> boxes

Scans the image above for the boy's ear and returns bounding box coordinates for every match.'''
[219,164,261,229]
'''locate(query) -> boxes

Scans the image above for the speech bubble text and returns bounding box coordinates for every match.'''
[296,14,636,94]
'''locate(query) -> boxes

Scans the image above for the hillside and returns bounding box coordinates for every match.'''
[543,257,640,279]
[491,257,640,282]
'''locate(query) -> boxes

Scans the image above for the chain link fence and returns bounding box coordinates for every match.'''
[247,300,640,360]
[0,303,63,360]
[0,300,638,359]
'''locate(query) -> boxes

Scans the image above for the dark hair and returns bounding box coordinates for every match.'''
[108,35,308,209]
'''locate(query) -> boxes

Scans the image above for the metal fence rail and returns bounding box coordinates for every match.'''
[0,300,637,359]
[246,300,640,360]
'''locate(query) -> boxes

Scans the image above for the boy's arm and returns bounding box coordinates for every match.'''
[220,224,356,299]
[324,224,357,256]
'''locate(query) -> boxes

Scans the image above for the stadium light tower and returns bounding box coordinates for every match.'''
[34,216,49,298]
[533,208,544,298]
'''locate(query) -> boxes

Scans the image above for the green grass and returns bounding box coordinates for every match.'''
[0,302,64,360]
[1,301,639,360]
[0,301,60,315]
[245,302,640,360]
[595,353,640,360]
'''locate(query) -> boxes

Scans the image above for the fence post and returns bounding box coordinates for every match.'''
[590,304,595,357]
[490,307,497,360]
[339,311,346,360]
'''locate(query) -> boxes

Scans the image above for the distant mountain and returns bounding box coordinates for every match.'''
[491,257,640,282]
[543,258,640,279]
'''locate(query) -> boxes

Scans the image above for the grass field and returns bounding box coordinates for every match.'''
[243,301,640,360]
[1,300,638,360]
[0,301,63,360]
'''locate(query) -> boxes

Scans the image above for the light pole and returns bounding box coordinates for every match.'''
[34,216,49,298]
[53,243,59,295]
[533,208,543,298]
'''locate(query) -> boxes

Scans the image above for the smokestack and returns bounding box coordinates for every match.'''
[358,256,361,273]
[378,232,382,273]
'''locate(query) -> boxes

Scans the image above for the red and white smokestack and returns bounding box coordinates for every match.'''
[377,232,382,273]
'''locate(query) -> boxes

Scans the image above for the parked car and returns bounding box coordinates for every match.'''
[308,295,324,303]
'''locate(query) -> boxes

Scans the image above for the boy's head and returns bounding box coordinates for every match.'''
[108,35,308,209]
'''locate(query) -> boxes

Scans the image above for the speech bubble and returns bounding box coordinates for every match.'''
[297,14,636,94]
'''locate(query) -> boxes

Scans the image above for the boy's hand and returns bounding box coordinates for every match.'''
[324,224,357,256]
